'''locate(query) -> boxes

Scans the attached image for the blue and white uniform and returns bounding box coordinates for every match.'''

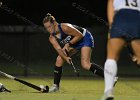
[113,0,140,11]
[110,0,140,41]
[53,23,94,49]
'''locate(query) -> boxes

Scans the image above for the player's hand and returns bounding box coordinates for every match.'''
[63,43,70,51]
[65,57,72,64]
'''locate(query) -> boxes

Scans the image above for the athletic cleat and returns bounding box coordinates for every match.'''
[101,89,114,100]
[113,76,118,87]
[49,84,59,93]
[105,97,114,100]
[0,83,11,93]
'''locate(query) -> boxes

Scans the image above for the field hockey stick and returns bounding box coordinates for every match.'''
[0,70,49,93]
[65,49,80,77]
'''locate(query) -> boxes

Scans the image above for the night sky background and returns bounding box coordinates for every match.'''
[0,0,107,27]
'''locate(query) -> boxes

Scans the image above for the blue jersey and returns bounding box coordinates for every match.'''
[53,23,94,49]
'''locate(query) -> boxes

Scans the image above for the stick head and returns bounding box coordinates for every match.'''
[40,85,49,93]
[77,69,80,77]
[42,86,49,93]
[74,69,80,77]
[0,83,11,93]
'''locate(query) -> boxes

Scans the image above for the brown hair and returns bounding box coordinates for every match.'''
[43,13,56,23]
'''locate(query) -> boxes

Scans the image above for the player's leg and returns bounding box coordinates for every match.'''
[49,55,65,92]
[80,46,104,77]
[130,39,140,67]
[49,48,77,92]
[126,43,137,62]
[104,38,126,100]
[80,46,119,85]
[80,46,92,70]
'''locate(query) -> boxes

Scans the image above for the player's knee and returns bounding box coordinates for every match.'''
[132,56,137,62]
[81,61,90,70]
[56,56,64,66]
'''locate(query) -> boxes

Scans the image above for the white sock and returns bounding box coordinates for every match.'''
[104,59,117,93]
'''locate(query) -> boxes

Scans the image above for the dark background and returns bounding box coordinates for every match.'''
[0,0,139,77]
[0,0,107,26]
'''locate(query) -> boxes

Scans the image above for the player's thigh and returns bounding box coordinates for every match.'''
[107,38,126,60]
[81,47,92,68]
[55,56,65,67]
[131,39,140,63]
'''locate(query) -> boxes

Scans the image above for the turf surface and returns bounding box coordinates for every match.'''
[0,77,140,100]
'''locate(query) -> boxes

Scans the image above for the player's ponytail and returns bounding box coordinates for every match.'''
[43,13,56,23]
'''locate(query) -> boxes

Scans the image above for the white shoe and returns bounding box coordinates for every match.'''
[102,89,114,100]
[49,84,59,93]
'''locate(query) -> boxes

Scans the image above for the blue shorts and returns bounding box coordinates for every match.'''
[110,9,140,41]
[72,30,94,49]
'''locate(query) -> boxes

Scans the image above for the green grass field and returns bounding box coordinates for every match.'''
[0,76,140,100]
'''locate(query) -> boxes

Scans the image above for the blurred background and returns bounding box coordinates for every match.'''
[0,0,139,77]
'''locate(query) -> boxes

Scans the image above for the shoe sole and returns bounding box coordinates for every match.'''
[106,97,114,100]
[113,77,118,87]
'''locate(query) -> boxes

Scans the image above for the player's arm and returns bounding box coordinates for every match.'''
[107,0,115,28]
[61,24,84,45]
[49,35,71,63]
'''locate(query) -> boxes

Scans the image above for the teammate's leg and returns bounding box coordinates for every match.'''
[131,39,140,66]
[126,43,137,62]
[104,38,126,100]
[49,56,65,92]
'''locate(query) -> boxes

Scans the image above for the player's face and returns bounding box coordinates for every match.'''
[44,21,55,34]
